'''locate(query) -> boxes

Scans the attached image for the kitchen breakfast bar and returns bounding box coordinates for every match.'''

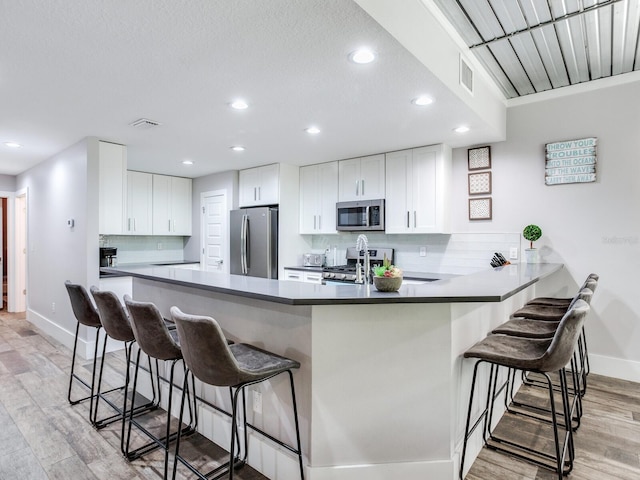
[104,262,564,480]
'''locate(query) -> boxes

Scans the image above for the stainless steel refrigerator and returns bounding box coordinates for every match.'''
[230,207,278,279]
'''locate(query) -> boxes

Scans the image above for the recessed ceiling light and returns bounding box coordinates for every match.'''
[182,160,194,165]
[454,126,470,133]
[230,99,248,110]
[4,142,21,148]
[231,146,246,151]
[349,48,376,64]
[412,96,433,106]
[305,126,321,135]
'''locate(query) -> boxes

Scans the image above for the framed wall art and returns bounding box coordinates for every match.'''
[469,197,492,220]
[468,146,491,170]
[468,172,492,195]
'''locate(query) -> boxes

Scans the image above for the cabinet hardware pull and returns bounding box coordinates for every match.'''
[407,211,410,228]
[355,180,359,196]
[414,211,417,228]
[361,180,365,196]
[314,215,316,230]
[318,215,321,230]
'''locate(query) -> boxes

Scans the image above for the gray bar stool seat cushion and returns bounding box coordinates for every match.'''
[491,319,559,339]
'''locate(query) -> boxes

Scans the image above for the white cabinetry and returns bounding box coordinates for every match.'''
[98,141,126,234]
[239,164,279,207]
[152,175,192,236]
[283,269,323,284]
[338,154,385,201]
[299,162,338,234]
[126,171,153,235]
[385,144,452,234]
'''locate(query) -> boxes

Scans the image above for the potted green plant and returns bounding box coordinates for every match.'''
[372,255,403,292]
[522,224,542,263]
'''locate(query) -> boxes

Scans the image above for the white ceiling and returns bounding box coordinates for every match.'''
[0,0,506,178]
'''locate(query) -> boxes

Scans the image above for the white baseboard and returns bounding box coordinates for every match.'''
[27,308,124,360]
[589,354,640,383]
[306,460,453,480]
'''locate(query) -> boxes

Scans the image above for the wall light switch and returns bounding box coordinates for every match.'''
[509,247,518,260]
[419,246,427,257]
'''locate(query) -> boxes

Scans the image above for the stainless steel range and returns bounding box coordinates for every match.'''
[322,247,393,284]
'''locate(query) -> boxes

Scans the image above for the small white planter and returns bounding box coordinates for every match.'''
[524,248,539,264]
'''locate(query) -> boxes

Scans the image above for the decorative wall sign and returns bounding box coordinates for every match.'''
[469,197,492,220]
[545,137,597,185]
[468,172,492,195]
[468,146,491,170]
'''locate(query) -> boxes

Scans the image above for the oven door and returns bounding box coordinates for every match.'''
[322,279,354,286]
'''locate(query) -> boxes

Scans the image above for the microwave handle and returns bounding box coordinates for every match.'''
[365,205,370,227]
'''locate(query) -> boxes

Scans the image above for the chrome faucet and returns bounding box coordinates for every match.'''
[355,234,370,284]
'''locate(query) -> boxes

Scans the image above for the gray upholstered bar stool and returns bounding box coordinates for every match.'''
[170,306,304,480]
[124,295,196,480]
[460,300,590,480]
[508,279,597,396]
[524,273,598,307]
[90,286,164,456]
[65,281,121,424]
[492,287,594,428]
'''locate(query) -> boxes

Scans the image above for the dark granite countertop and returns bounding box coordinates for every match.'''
[101,263,563,306]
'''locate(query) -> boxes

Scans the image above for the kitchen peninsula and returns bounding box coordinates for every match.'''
[104,262,563,480]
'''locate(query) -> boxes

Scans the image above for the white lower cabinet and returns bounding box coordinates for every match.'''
[284,269,323,284]
[385,144,452,234]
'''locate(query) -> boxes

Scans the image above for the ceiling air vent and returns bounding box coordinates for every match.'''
[459,55,474,95]
[129,118,162,129]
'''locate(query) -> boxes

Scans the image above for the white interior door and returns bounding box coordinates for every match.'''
[201,190,228,273]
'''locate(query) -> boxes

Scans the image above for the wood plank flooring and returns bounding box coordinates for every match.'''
[0,309,639,479]
[0,310,267,480]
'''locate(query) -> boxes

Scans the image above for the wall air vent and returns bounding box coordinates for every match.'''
[129,118,162,129]
[459,55,474,95]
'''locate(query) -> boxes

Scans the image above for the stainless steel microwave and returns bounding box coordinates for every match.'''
[336,199,385,231]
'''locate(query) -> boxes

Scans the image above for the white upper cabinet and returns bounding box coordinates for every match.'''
[98,141,126,234]
[338,154,385,201]
[126,171,153,235]
[385,144,452,234]
[239,164,279,207]
[299,161,338,234]
[152,174,192,236]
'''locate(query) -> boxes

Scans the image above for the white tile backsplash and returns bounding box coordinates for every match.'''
[101,235,188,265]
[309,232,520,274]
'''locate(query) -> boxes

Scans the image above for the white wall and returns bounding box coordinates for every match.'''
[16,137,101,354]
[0,175,16,191]
[450,79,640,380]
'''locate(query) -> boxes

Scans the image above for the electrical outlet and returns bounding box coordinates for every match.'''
[419,246,427,257]
[252,390,262,414]
[157,243,163,250]
[51,302,56,313]
[509,247,518,260]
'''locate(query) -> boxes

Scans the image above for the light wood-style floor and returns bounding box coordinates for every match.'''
[1,310,639,479]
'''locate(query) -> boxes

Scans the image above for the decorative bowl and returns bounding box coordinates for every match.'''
[373,275,402,292]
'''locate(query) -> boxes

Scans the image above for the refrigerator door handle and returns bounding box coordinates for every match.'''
[244,214,250,272]
[241,214,248,274]
[266,210,271,276]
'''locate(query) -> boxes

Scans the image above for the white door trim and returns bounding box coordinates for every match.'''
[0,188,27,312]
